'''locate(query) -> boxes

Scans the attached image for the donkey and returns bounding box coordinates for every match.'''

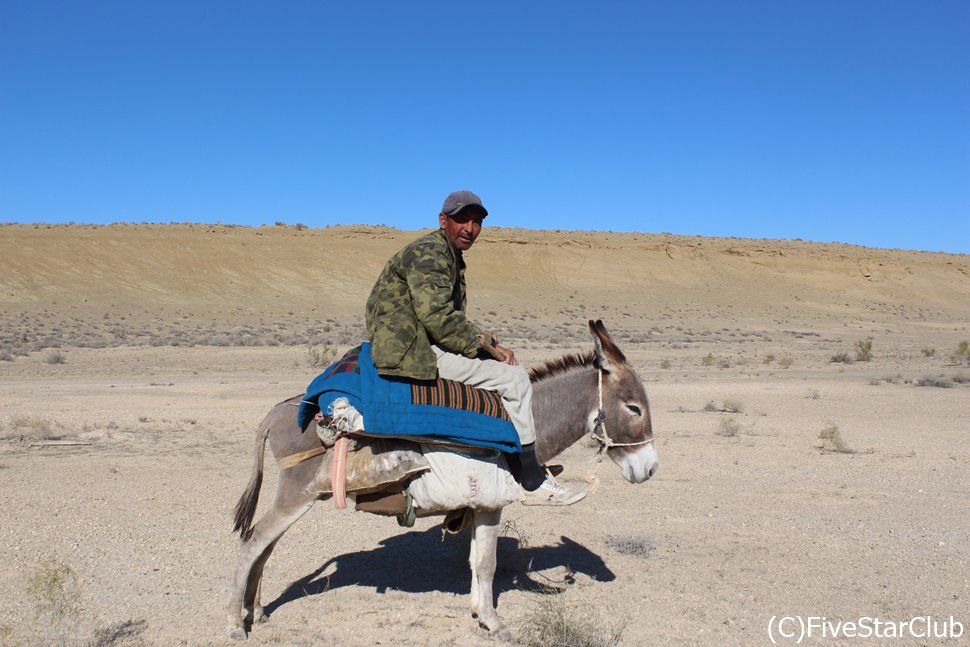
[228,320,659,640]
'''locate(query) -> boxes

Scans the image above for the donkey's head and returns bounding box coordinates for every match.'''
[589,320,659,484]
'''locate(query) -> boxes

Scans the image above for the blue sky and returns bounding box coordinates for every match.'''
[1,1,968,253]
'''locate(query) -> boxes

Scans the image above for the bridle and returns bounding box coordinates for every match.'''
[590,368,656,451]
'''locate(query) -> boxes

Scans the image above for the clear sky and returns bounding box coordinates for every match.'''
[1,1,968,254]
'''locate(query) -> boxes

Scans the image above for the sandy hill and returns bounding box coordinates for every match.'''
[2,223,968,351]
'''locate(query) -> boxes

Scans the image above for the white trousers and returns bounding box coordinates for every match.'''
[432,346,537,445]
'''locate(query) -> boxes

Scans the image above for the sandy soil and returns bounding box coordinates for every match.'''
[1,223,968,646]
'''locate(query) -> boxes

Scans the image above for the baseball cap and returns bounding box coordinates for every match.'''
[441,190,488,217]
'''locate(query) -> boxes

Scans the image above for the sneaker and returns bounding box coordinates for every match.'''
[521,477,586,507]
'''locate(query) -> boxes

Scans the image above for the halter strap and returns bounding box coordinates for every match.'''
[591,368,655,450]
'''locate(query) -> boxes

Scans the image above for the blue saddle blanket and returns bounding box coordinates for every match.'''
[298,343,521,453]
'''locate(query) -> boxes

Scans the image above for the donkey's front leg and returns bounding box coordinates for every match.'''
[469,508,508,640]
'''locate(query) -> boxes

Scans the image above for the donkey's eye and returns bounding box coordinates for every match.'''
[626,404,642,417]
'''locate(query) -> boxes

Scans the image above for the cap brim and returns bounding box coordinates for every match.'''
[445,204,488,218]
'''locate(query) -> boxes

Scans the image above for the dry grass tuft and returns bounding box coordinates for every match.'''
[916,375,953,388]
[721,399,744,413]
[26,560,81,646]
[854,338,873,362]
[17,560,146,647]
[830,351,853,364]
[818,424,856,454]
[517,594,626,647]
[8,415,56,441]
[306,343,337,368]
[605,534,654,558]
[952,341,970,366]
[704,400,744,414]
[717,416,741,437]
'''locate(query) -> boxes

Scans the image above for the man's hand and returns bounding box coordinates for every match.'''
[493,343,518,366]
[477,332,518,365]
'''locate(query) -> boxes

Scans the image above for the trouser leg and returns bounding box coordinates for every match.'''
[432,347,537,445]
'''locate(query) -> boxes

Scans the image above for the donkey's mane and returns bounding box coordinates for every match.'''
[529,351,597,383]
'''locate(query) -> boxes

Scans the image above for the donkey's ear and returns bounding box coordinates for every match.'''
[589,319,627,373]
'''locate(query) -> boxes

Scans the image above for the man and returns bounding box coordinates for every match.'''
[365,190,585,506]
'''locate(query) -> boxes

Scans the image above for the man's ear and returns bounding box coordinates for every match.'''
[438,212,447,229]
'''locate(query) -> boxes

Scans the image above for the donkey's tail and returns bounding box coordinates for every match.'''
[232,425,270,541]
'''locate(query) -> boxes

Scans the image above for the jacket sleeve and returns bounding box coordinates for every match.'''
[403,246,484,357]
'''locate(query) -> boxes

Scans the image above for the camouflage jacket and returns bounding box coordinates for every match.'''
[365,229,485,380]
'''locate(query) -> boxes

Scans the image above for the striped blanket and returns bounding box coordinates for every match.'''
[298,343,521,453]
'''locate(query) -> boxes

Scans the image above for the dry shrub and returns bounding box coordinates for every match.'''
[45,350,67,365]
[517,594,625,647]
[818,424,856,454]
[854,338,873,362]
[605,534,653,558]
[778,356,794,368]
[718,416,741,437]
[721,399,744,413]
[306,343,337,368]
[9,415,55,441]
[26,560,81,646]
[917,375,953,388]
[704,400,743,413]
[952,341,970,366]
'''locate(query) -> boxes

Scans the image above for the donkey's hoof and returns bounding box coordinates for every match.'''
[253,607,269,624]
[478,620,510,642]
[492,627,511,642]
[228,626,248,641]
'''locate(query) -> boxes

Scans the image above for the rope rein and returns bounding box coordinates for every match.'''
[583,368,655,492]
[591,368,656,450]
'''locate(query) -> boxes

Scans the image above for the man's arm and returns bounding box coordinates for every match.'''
[403,249,483,358]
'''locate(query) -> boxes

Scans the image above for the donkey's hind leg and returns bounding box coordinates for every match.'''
[247,536,281,625]
[469,508,509,640]
[228,497,316,640]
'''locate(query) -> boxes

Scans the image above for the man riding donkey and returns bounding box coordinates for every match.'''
[365,190,585,506]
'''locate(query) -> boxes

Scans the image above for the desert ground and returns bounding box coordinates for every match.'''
[1,223,968,646]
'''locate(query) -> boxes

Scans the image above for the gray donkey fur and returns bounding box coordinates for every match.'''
[228,320,659,641]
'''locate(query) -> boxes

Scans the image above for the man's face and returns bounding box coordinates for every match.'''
[439,208,484,251]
